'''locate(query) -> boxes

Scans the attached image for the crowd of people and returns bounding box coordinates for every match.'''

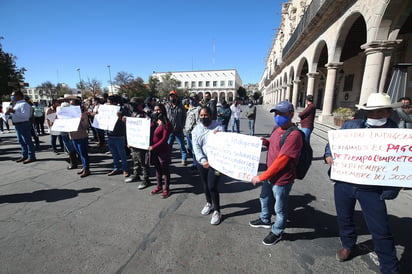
[2,89,409,273]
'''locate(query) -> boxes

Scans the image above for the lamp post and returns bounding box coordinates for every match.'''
[107,65,113,94]
[76,68,83,98]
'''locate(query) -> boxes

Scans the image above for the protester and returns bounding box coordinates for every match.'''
[230,99,242,133]
[396,96,412,128]
[45,101,63,154]
[245,101,257,136]
[249,101,303,245]
[203,91,217,120]
[298,94,316,143]
[68,98,91,178]
[192,106,223,225]
[125,97,152,189]
[216,100,231,132]
[6,91,37,163]
[0,104,11,133]
[184,92,202,170]
[149,103,172,198]
[33,101,46,135]
[324,92,402,274]
[166,90,188,166]
[24,96,40,149]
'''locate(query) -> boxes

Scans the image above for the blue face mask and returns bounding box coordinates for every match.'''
[10,95,16,102]
[275,115,290,127]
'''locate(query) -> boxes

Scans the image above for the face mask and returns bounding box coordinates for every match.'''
[275,115,290,127]
[152,112,162,121]
[171,98,177,104]
[10,96,16,102]
[200,117,211,127]
[366,118,387,127]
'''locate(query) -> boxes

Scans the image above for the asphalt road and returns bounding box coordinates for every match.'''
[0,105,411,273]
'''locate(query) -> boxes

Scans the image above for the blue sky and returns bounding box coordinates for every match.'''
[1,0,281,89]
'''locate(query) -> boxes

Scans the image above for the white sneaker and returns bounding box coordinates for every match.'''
[201,202,212,215]
[210,210,221,225]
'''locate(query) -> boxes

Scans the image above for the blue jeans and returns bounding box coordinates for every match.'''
[71,137,89,170]
[248,119,255,136]
[300,127,312,144]
[61,132,74,153]
[334,182,399,274]
[231,118,240,133]
[185,133,198,167]
[51,134,63,151]
[259,181,293,236]
[107,136,128,172]
[14,121,36,159]
[168,131,187,161]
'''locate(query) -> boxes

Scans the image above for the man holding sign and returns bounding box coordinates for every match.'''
[324,93,402,274]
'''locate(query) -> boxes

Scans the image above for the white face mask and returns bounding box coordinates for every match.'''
[366,118,387,127]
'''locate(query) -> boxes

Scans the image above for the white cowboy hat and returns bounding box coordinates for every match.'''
[355,93,403,110]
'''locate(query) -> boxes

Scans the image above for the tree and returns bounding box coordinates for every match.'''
[155,72,181,98]
[37,81,57,102]
[148,76,160,97]
[0,37,26,100]
[84,78,102,97]
[252,91,261,103]
[237,86,247,100]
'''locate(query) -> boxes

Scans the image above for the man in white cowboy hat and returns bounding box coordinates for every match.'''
[324,92,402,274]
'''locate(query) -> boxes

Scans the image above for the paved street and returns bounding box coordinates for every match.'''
[0,105,411,274]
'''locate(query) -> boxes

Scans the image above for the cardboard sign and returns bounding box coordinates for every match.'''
[92,104,120,131]
[126,117,151,149]
[328,128,412,187]
[206,132,262,181]
[51,106,81,132]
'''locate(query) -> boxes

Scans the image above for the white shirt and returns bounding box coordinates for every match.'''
[10,99,32,123]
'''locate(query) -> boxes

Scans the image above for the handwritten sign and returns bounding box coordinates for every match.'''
[51,106,81,132]
[206,132,262,181]
[126,117,151,149]
[92,104,120,131]
[328,128,412,187]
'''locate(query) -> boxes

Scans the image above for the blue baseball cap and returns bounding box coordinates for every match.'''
[270,101,294,113]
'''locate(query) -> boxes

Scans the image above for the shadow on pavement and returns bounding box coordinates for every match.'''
[0,187,100,203]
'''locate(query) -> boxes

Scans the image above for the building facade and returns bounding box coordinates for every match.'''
[260,0,412,123]
[152,69,243,102]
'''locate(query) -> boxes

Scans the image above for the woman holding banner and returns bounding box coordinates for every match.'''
[192,106,223,225]
[149,103,172,198]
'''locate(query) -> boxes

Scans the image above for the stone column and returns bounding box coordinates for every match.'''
[306,72,319,97]
[319,62,343,123]
[282,85,287,101]
[292,79,300,108]
[378,40,402,93]
[285,83,292,102]
[359,40,401,105]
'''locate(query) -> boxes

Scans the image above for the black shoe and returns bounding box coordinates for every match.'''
[249,219,271,229]
[23,158,36,164]
[16,157,28,163]
[262,232,282,246]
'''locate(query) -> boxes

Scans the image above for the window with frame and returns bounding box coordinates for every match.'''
[206,81,210,87]
[198,81,203,87]
[220,80,225,87]
[213,81,217,87]
[191,81,196,87]
[228,80,233,87]
[184,81,189,88]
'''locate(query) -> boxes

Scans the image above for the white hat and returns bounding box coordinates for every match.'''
[355,93,402,110]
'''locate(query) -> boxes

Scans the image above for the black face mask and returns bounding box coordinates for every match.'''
[200,117,211,126]
[171,98,178,104]
[152,112,163,121]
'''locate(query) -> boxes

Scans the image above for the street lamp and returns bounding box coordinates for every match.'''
[76,68,83,98]
[107,65,113,94]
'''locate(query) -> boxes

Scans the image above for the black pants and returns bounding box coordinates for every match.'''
[197,165,221,212]
[34,116,45,135]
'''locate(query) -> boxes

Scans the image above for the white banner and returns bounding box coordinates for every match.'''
[328,128,412,188]
[51,106,81,132]
[126,117,151,149]
[92,104,120,131]
[206,132,262,181]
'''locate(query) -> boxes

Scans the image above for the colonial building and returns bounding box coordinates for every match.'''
[152,69,243,102]
[260,0,412,123]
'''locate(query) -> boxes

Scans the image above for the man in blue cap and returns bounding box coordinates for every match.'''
[249,101,303,245]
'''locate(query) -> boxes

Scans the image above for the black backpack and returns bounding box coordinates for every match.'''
[279,126,313,180]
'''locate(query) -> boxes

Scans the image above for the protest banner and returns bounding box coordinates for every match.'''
[126,117,151,149]
[51,106,81,132]
[92,104,120,131]
[328,128,412,188]
[206,132,262,181]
